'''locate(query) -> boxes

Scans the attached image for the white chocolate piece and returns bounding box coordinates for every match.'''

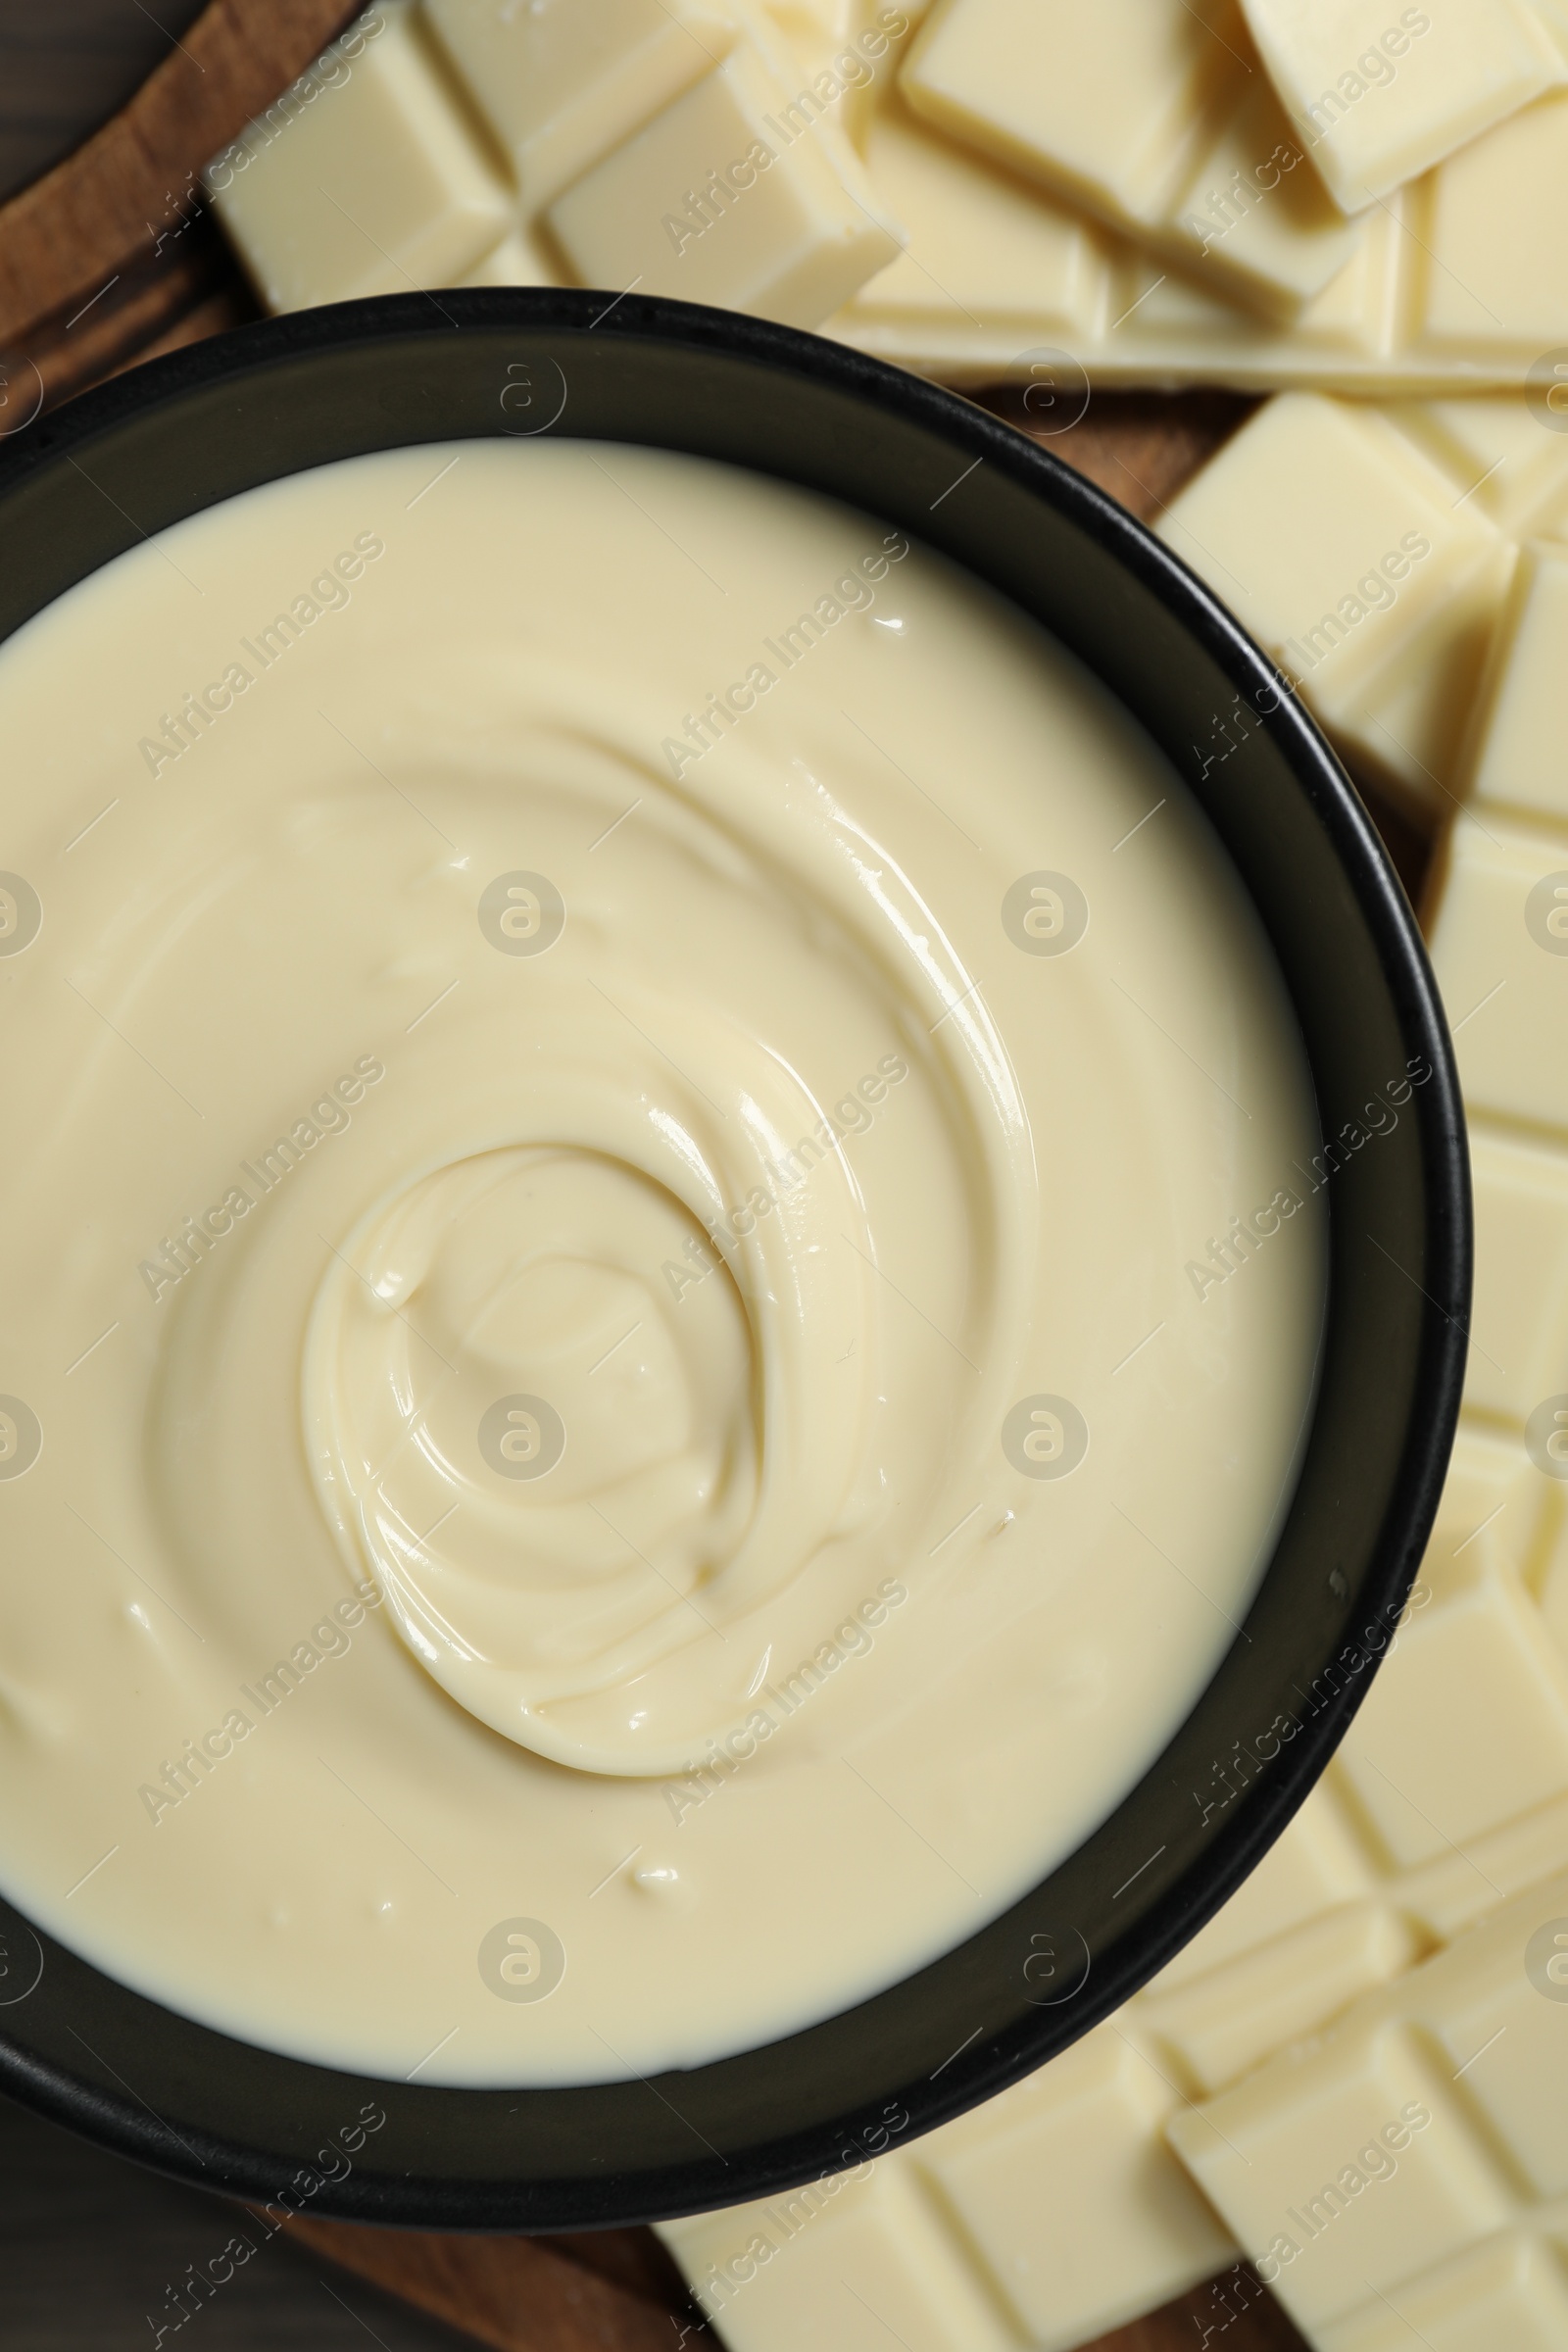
[661,1421,1568,2351]
[1328,1493,1568,1868]
[1428,813,1568,1138]
[451,221,562,288]
[849,82,1112,342]
[1167,1867,1568,2338]
[662,2160,1023,2352]
[912,2030,1238,2343]
[1238,0,1568,214]
[207,4,513,313]
[899,0,1362,317]
[547,41,903,328]
[1157,393,1511,815]
[1463,542,1568,826]
[419,0,738,210]
[1468,1128,1568,1427]
[761,0,899,147]
[727,0,910,192]
[1414,85,1568,353]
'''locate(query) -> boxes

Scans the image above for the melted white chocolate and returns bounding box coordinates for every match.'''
[0,439,1323,2082]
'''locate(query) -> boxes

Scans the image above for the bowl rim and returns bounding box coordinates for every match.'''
[0,288,1469,2230]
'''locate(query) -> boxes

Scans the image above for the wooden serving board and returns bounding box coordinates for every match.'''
[0,12,1361,2348]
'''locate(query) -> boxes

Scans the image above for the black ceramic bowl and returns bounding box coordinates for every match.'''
[0,291,1468,2230]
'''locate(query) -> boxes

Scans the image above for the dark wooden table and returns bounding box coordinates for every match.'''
[0,2086,475,2348]
[0,12,1356,2346]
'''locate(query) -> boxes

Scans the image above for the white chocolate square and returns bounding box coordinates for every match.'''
[1163,63,1365,315]
[662,2162,1018,2352]
[547,42,903,328]
[1466,1126,1568,1424]
[1414,86,1568,351]
[1336,547,1515,817]
[1466,543,1568,827]
[764,0,905,147]
[902,0,1218,228]
[1407,1787,1568,1936]
[1237,0,1567,214]
[1158,393,1492,695]
[1157,392,1509,807]
[846,82,1112,340]
[208,3,513,313]
[1327,1534,1568,1866]
[1174,2031,1515,2328]
[1427,814,1568,1138]
[1120,192,1390,348]
[420,0,739,208]
[910,2024,1235,2342]
[1144,385,1568,829]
